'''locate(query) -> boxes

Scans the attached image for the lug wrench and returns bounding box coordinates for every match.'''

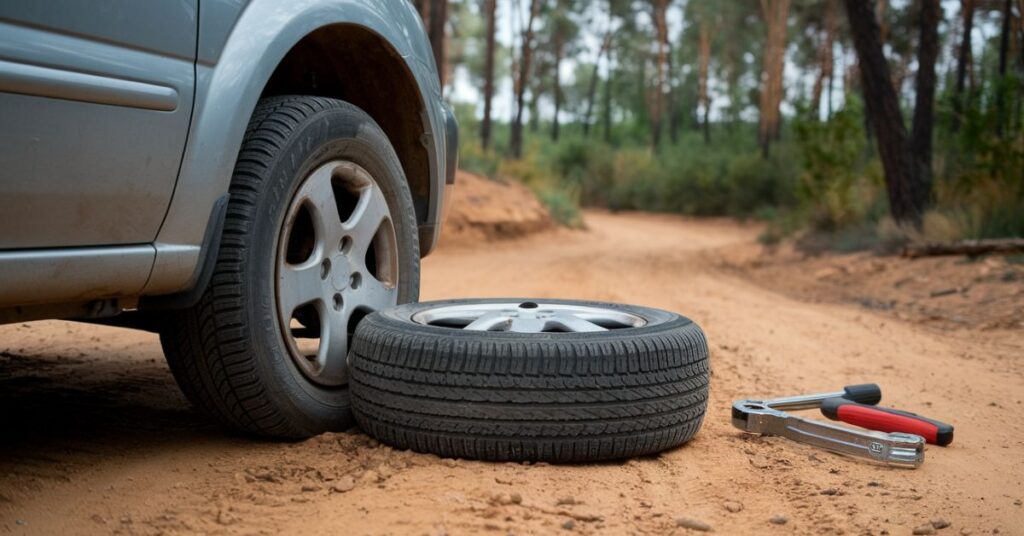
[732,384,925,468]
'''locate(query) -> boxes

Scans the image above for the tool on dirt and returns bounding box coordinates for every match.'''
[820,398,954,446]
[732,384,925,468]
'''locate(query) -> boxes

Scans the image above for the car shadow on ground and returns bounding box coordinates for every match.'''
[0,338,233,483]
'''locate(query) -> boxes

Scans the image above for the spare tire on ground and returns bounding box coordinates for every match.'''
[349,299,709,462]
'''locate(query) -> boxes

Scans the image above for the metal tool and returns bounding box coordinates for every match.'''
[732,384,925,468]
[820,398,954,446]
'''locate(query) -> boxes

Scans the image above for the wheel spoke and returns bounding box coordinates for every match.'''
[345,184,390,264]
[278,261,325,317]
[464,312,512,331]
[315,308,350,383]
[546,314,608,333]
[351,274,398,312]
[299,165,345,248]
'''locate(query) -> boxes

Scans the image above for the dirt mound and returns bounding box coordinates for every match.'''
[715,242,1024,332]
[437,170,554,248]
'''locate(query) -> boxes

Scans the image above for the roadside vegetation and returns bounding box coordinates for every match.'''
[422,0,1023,249]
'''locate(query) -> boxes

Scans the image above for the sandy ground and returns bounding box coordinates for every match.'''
[1,209,1022,535]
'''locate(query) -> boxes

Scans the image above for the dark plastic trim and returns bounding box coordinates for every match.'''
[139,194,229,310]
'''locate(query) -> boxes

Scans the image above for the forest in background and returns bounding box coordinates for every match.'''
[412,0,1023,249]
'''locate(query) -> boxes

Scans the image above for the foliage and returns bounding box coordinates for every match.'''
[443,0,1023,247]
[792,98,879,231]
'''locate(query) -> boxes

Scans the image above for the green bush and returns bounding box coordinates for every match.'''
[793,100,877,231]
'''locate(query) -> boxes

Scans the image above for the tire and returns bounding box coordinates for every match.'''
[349,299,709,462]
[160,96,420,438]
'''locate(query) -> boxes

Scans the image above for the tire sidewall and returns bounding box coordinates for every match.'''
[244,104,419,429]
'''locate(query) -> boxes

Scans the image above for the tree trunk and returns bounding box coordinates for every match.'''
[648,0,669,150]
[583,26,612,138]
[811,0,838,118]
[951,0,974,132]
[426,0,448,88]
[510,0,540,159]
[552,34,564,142]
[667,39,679,144]
[413,1,429,22]
[997,0,1012,136]
[844,0,928,227]
[910,0,940,196]
[758,0,791,158]
[480,0,497,150]
[603,48,614,143]
[697,20,711,144]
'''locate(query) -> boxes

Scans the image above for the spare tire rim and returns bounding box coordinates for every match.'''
[411,301,648,333]
[275,160,399,386]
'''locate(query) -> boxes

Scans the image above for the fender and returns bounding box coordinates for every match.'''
[143,0,447,297]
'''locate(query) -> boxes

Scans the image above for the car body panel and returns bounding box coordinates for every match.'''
[0,3,197,249]
[144,0,449,296]
[0,0,453,317]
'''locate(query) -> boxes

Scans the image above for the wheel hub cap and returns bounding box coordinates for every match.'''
[275,160,399,386]
[411,302,648,333]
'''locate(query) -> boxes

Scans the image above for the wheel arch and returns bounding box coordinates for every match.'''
[145,0,445,299]
[260,24,433,227]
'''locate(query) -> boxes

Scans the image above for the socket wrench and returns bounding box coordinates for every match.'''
[732,384,925,468]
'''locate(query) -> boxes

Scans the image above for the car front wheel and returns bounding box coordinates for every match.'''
[160,96,420,438]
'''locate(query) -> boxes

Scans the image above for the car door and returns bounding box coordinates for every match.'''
[0,1,197,249]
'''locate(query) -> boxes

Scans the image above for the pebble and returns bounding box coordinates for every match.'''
[912,525,936,535]
[749,456,771,469]
[556,496,576,506]
[675,517,712,532]
[770,514,788,525]
[723,501,744,513]
[509,492,523,505]
[562,519,575,530]
[331,476,356,493]
[931,518,951,529]
[216,509,239,526]
[360,470,380,483]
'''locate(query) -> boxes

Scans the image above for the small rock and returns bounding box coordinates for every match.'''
[723,501,744,513]
[820,488,840,496]
[301,483,320,492]
[509,492,523,505]
[931,518,951,529]
[770,514,788,525]
[216,509,239,526]
[749,456,771,469]
[676,517,712,532]
[331,476,356,493]
[1014,499,1022,506]
[913,525,936,535]
[562,519,575,530]
[360,470,380,483]
[556,496,576,506]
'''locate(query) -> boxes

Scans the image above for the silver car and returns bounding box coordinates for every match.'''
[0,0,457,437]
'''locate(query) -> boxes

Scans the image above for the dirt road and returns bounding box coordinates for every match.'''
[1,211,1021,535]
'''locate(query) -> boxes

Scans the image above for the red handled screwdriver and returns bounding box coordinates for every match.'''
[820,398,954,446]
